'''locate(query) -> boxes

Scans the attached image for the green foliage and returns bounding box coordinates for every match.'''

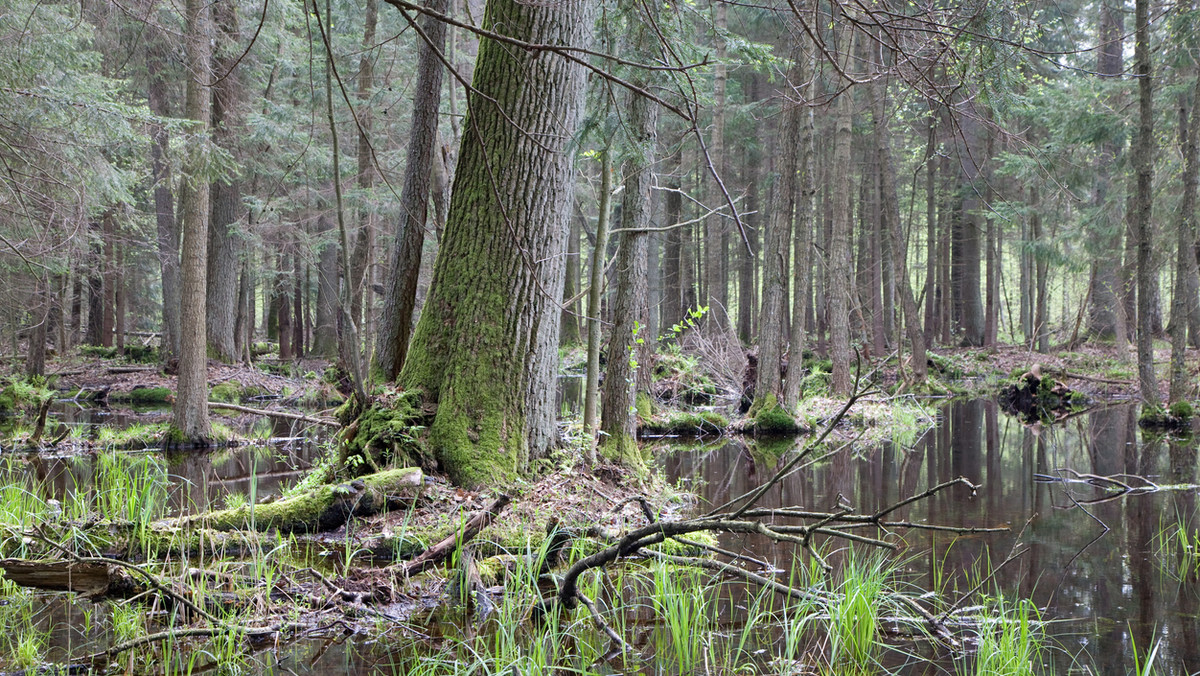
[0,376,52,414]
[959,596,1043,676]
[749,393,801,435]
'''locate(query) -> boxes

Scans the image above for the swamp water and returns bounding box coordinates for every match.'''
[0,399,1197,674]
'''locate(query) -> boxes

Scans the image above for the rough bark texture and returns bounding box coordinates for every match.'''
[375,0,448,381]
[829,78,854,396]
[583,148,612,445]
[206,0,243,364]
[350,0,378,349]
[600,78,656,470]
[1088,0,1126,342]
[172,0,213,442]
[783,44,816,410]
[560,207,582,346]
[397,0,592,486]
[1170,71,1200,404]
[1133,0,1158,408]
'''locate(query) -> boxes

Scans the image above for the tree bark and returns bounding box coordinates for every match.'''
[1133,0,1158,408]
[830,83,854,395]
[583,148,612,449]
[396,0,593,486]
[171,0,213,443]
[146,38,181,362]
[783,43,816,409]
[375,0,448,381]
[600,65,657,469]
[312,215,340,358]
[206,0,243,364]
[1170,68,1200,404]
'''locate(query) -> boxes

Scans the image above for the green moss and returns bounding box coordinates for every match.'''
[1170,401,1195,420]
[750,393,801,435]
[209,382,241,403]
[197,467,423,533]
[341,396,426,474]
[111,387,172,404]
[599,433,648,474]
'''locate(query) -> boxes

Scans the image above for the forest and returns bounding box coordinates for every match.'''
[1,0,1200,673]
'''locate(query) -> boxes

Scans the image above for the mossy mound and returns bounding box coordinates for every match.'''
[745,393,804,436]
[999,368,1087,424]
[1138,405,1195,434]
[640,410,728,436]
[110,386,172,405]
[209,382,242,403]
[651,347,721,406]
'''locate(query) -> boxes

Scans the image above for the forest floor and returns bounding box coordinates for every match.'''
[0,341,1186,672]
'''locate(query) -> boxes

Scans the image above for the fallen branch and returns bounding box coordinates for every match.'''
[207,401,338,427]
[397,494,511,578]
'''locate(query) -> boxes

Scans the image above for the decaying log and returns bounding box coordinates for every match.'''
[0,559,136,596]
[180,467,423,534]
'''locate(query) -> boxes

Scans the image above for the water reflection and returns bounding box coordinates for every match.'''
[663,400,1200,675]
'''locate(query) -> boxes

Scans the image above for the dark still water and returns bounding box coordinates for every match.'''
[662,400,1200,675]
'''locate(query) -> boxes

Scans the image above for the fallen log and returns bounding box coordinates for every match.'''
[207,401,338,427]
[0,559,130,595]
[179,467,423,534]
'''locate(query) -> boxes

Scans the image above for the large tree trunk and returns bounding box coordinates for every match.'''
[600,39,657,468]
[205,0,243,364]
[146,38,181,361]
[171,0,213,443]
[375,0,448,381]
[1088,1,1127,344]
[1133,0,1158,408]
[396,0,592,486]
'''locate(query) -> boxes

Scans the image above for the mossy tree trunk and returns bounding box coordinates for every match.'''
[172,0,212,443]
[600,54,656,469]
[396,0,592,487]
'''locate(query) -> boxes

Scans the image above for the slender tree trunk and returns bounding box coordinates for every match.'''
[277,253,293,360]
[146,39,181,361]
[1170,69,1200,403]
[923,113,937,344]
[868,51,927,382]
[376,0,448,381]
[1134,0,1158,408]
[1089,1,1127,343]
[171,0,213,442]
[101,216,115,348]
[703,0,729,330]
[397,0,593,486]
[583,148,612,450]
[26,282,47,378]
[783,43,816,409]
[737,73,760,344]
[351,0,378,357]
[312,215,340,357]
[600,74,656,468]
[561,205,583,346]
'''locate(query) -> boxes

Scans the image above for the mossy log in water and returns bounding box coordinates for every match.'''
[181,467,423,534]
